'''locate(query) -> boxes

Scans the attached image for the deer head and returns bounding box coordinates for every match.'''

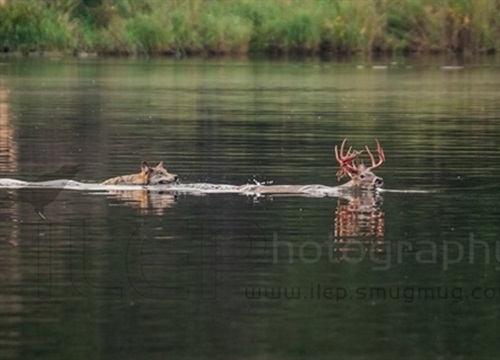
[335,138,385,190]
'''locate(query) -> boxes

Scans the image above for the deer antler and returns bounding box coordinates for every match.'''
[365,139,385,170]
[335,138,362,179]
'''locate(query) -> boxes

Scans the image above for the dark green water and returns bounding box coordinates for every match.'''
[1,57,500,359]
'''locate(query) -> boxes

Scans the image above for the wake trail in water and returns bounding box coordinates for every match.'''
[0,178,432,196]
[0,179,341,196]
[0,178,244,192]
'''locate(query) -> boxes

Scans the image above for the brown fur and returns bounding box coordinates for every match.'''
[338,164,384,189]
[101,161,178,185]
[335,139,385,190]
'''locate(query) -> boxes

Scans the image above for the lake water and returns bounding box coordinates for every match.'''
[1,56,500,359]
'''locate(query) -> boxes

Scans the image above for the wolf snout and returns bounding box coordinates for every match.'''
[158,174,178,184]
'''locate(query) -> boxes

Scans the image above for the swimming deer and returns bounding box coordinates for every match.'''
[335,138,385,190]
[237,138,385,196]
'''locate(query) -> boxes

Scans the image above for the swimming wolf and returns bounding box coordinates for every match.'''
[101,161,178,185]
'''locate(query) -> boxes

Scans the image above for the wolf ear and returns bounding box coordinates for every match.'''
[156,161,164,168]
[141,161,151,172]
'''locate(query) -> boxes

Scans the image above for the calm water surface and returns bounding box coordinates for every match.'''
[1,57,500,359]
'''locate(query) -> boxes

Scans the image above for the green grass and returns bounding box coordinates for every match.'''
[1,0,499,56]
[0,0,71,53]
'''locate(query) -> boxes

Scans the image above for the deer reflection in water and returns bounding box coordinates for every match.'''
[331,138,386,261]
[333,190,386,261]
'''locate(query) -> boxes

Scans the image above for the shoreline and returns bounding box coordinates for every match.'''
[0,49,497,62]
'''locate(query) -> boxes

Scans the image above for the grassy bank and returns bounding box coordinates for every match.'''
[1,0,500,56]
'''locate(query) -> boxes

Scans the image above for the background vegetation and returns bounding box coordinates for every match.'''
[1,0,500,56]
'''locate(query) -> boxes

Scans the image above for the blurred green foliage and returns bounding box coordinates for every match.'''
[0,0,499,55]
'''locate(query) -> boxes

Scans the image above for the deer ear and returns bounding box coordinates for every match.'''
[141,161,151,172]
[156,161,164,169]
